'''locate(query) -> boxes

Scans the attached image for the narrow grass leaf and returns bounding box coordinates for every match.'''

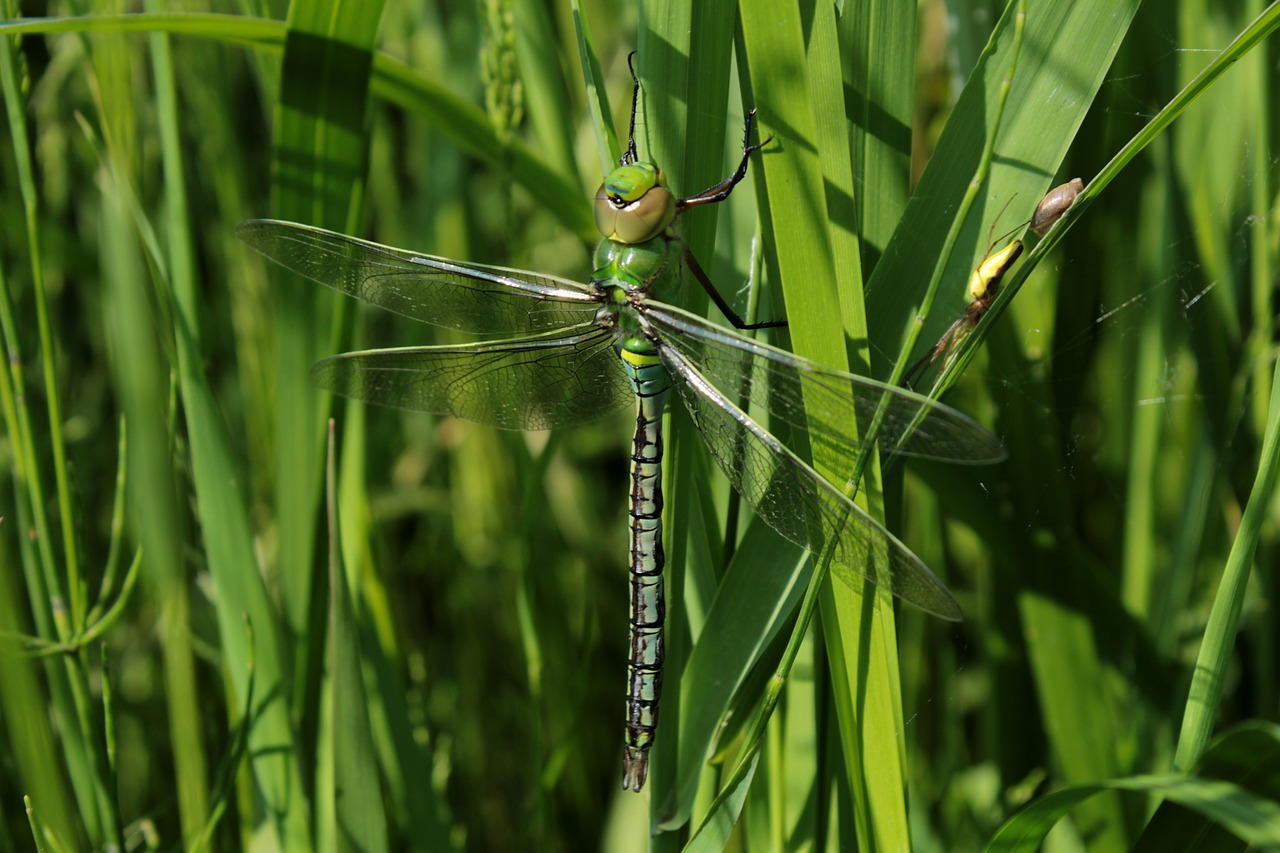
[324,424,389,853]
[988,723,1280,853]
[513,0,576,182]
[736,3,915,849]
[1176,355,1280,769]
[1139,722,1280,850]
[143,15,215,842]
[269,2,385,756]
[665,525,808,826]
[681,751,759,853]
[573,0,621,174]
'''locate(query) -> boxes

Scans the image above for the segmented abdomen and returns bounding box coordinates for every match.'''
[620,344,671,792]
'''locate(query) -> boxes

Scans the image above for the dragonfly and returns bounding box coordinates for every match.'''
[238,75,1005,793]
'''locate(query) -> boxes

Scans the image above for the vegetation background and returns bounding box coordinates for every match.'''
[1,0,1279,851]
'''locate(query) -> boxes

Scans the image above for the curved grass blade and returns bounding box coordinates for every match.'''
[646,302,1006,467]
[311,326,632,430]
[659,346,962,621]
[237,220,601,334]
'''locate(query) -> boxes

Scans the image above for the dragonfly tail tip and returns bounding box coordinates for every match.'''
[622,748,650,792]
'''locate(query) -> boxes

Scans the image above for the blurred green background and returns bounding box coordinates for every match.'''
[1,0,1279,851]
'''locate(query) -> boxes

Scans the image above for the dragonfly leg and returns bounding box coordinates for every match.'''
[675,239,786,331]
[675,110,773,211]
[622,51,640,166]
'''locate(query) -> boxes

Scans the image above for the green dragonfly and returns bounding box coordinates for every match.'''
[238,84,1004,794]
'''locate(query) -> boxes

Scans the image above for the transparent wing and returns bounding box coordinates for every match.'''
[313,325,632,430]
[660,345,962,620]
[237,219,602,334]
[644,302,1006,465]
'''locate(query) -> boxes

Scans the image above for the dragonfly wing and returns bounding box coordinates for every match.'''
[313,325,632,430]
[660,344,962,620]
[645,303,1005,465]
[237,219,602,334]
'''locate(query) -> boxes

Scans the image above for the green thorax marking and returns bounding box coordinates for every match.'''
[593,236,679,294]
[593,236,681,335]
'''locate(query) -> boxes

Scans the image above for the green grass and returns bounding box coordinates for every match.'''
[1,0,1280,850]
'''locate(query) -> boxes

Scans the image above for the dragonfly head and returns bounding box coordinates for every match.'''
[595,162,677,244]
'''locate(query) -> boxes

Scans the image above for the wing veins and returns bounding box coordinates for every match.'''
[660,343,962,620]
[645,302,1005,465]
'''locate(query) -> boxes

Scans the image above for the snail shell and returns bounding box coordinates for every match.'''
[1031,177,1084,236]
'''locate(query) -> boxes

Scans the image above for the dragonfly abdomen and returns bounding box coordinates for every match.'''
[621,345,671,792]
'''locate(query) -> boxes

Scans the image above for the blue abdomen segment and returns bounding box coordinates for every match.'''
[620,342,672,791]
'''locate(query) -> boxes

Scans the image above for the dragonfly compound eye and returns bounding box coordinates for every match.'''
[594,163,677,244]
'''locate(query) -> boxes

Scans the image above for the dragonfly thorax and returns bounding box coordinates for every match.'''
[594,162,677,244]
[593,233,680,304]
